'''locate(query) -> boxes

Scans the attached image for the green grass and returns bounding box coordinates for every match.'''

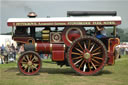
[0,55,128,85]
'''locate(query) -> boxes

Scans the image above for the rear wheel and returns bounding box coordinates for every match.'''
[18,51,42,75]
[68,36,107,76]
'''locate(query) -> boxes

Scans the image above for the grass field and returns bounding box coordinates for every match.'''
[0,55,128,85]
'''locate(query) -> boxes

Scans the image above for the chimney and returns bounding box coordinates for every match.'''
[27,12,37,18]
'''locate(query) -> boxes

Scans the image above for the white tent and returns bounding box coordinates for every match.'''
[0,35,16,47]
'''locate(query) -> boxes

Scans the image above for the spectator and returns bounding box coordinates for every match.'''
[18,44,24,54]
[4,45,10,64]
[0,55,5,64]
[1,44,5,56]
[95,26,107,38]
[125,48,128,55]
[11,43,16,60]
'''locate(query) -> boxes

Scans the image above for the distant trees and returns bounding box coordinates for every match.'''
[1,32,12,35]
[106,27,128,42]
[117,28,128,42]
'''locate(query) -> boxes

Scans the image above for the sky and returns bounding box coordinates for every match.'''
[0,0,128,33]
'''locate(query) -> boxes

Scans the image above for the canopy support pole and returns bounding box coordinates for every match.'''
[113,26,116,37]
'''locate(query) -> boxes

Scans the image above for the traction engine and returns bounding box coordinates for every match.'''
[7,11,121,76]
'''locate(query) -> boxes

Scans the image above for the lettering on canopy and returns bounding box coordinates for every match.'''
[14,21,117,26]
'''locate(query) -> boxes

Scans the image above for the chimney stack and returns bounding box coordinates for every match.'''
[27,12,37,18]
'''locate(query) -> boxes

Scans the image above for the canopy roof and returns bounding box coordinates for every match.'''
[7,16,121,27]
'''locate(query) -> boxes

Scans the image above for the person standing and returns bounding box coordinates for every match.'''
[1,44,5,56]
[4,45,10,64]
[11,43,16,61]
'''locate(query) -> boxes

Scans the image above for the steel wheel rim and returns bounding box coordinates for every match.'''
[18,51,41,75]
[68,36,107,75]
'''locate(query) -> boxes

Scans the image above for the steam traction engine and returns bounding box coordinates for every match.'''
[7,11,121,76]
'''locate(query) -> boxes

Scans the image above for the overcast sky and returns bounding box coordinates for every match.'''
[0,0,128,33]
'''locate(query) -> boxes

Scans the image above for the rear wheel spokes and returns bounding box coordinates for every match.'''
[74,59,83,65]
[72,56,83,60]
[88,62,91,71]
[72,52,82,56]
[78,60,85,69]
[93,56,103,60]
[83,64,87,72]
[89,44,95,52]
[91,61,97,70]
[78,42,84,51]
[75,47,83,54]
[91,46,102,53]
[92,58,101,64]
[92,52,102,56]
[69,36,107,75]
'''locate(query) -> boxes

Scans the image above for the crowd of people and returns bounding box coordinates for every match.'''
[0,43,24,64]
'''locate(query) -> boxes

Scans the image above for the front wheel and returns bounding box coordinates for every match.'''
[68,36,107,76]
[18,51,42,75]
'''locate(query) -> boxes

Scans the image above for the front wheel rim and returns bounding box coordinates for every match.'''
[18,51,41,75]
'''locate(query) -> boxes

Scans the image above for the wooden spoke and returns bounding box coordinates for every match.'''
[91,61,97,70]
[88,40,91,50]
[33,56,39,62]
[31,65,35,72]
[78,60,85,69]
[32,64,38,69]
[22,57,27,62]
[89,44,95,52]
[29,54,33,60]
[72,56,83,60]
[93,56,103,60]
[75,47,83,54]
[26,55,30,61]
[24,65,28,71]
[28,67,31,72]
[84,42,86,50]
[31,66,34,72]
[21,62,27,64]
[74,59,82,65]
[92,52,101,56]
[72,52,82,55]
[92,58,101,64]
[88,62,91,71]
[33,63,39,66]
[83,64,87,72]
[78,42,84,50]
[92,46,101,53]
[31,56,36,62]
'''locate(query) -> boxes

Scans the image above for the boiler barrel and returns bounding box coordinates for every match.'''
[24,43,65,53]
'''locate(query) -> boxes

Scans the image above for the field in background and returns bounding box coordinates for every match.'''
[0,55,128,85]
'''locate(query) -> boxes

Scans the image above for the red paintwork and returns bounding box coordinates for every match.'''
[36,42,65,61]
[36,42,51,53]
[107,38,120,65]
[62,27,86,46]
[52,51,64,61]
[52,44,65,61]
[7,21,121,27]
[68,29,81,41]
